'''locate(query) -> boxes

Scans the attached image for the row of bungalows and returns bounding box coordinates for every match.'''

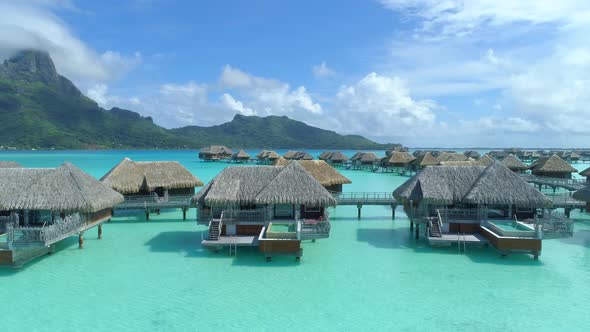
[283,151,314,160]
[99,158,203,219]
[273,158,352,192]
[349,152,380,170]
[318,151,350,166]
[528,154,578,179]
[194,161,337,260]
[379,151,416,174]
[256,150,281,164]
[0,162,124,267]
[198,146,234,161]
[393,161,573,259]
[230,150,251,163]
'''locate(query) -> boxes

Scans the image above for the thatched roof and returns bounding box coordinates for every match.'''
[318,152,334,160]
[384,151,416,165]
[475,154,495,167]
[283,151,297,159]
[573,187,590,202]
[440,160,476,166]
[501,154,528,171]
[0,161,22,168]
[232,150,250,159]
[283,151,313,160]
[360,152,379,163]
[199,145,234,155]
[256,150,268,158]
[438,152,468,162]
[569,151,581,159]
[0,162,124,212]
[257,150,280,160]
[329,152,349,162]
[580,167,590,177]
[350,152,365,161]
[415,152,440,167]
[100,158,203,194]
[529,154,577,174]
[194,162,337,207]
[272,159,351,187]
[394,161,550,207]
[464,150,481,158]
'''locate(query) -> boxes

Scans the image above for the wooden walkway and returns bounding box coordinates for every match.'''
[428,233,488,246]
[332,192,395,206]
[520,174,587,191]
[202,236,258,247]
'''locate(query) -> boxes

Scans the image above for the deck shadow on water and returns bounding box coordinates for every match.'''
[558,229,590,248]
[356,227,544,266]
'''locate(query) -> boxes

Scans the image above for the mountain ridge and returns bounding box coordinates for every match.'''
[0,50,399,150]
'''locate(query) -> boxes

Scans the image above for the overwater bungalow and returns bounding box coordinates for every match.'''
[0,161,22,168]
[318,151,334,161]
[567,151,581,162]
[412,152,440,170]
[573,187,590,212]
[528,154,577,179]
[327,152,349,166]
[284,151,314,160]
[393,161,572,259]
[350,152,379,170]
[257,150,280,164]
[501,154,528,173]
[475,154,495,166]
[382,151,416,168]
[386,146,408,155]
[194,161,337,260]
[463,150,481,159]
[0,162,124,267]
[231,150,251,163]
[198,145,234,161]
[100,158,203,219]
[438,152,468,162]
[580,167,590,182]
[273,158,351,192]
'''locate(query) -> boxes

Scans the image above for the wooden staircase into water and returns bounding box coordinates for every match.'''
[429,217,442,237]
[208,220,221,241]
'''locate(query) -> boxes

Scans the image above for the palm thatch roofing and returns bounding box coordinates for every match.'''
[232,150,250,160]
[438,152,468,162]
[569,151,581,159]
[318,152,334,160]
[350,152,365,161]
[0,161,22,168]
[0,162,124,212]
[272,159,351,187]
[283,151,297,159]
[528,154,577,174]
[199,145,234,156]
[415,152,440,167]
[329,152,349,163]
[463,150,481,158]
[383,151,416,165]
[573,187,590,202]
[475,154,495,166]
[580,167,590,177]
[393,161,551,207]
[359,152,379,163]
[501,154,528,171]
[100,158,203,194]
[439,160,477,166]
[256,150,268,159]
[194,161,337,207]
[283,151,313,160]
[257,150,280,160]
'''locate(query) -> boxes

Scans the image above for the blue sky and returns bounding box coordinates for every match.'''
[1,0,590,148]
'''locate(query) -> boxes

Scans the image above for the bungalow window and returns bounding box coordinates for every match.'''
[304,206,321,213]
[274,204,294,218]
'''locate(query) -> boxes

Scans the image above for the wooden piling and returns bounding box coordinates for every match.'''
[410,221,413,231]
[415,224,419,239]
[78,232,84,249]
[145,211,150,220]
[98,225,103,239]
[357,204,362,219]
[182,208,187,220]
[391,205,396,220]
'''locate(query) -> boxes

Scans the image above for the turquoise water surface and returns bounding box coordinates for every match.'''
[1,150,590,331]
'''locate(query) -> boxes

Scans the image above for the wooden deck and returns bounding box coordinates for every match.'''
[520,174,587,191]
[428,233,489,246]
[332,192,395,206]
[201,236,259,247]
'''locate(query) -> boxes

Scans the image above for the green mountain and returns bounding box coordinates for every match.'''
[0,50,398,150]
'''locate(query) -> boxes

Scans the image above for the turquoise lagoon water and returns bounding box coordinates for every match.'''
[489,221,533,232]
[1,150,590,331]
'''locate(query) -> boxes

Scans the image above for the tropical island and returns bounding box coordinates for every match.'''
[0,50,400,150]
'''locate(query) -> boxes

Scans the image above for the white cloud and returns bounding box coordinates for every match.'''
[333,72,437,136]
[220,93,256,116]
[0,1,141,84]
[312,62,335,78]
[219,65,322,115]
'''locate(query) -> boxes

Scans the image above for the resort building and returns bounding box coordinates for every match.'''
[411,152,440,170]
[198,145,234,161]
[475,154,495,166]
[327,152,349,166]
[273,158,352,192]
[318,151,334,161]
[573,187,590,212]
[463,150,481,159]
[393,161,572,259]
[194,161,337,260]
[437,152,468,162]
[0,162,124,267]
[580,167,590,182]
[256,150,280,164]
[501,154,528,173]
[380,151,416,168]
[100,158,203,219]
[528,154,577,179]
[283,151,314,160]
[350,152,380,169]
[231,150,251,163]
